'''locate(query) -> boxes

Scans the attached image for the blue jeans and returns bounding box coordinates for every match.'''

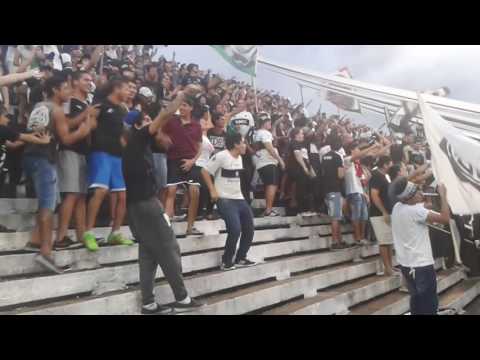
[217,198,255,264]
[23,155,59,211]
[325,192,343,220]
[347,193,368,221]
[400,265,438,315]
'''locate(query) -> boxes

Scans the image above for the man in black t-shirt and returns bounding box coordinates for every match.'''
[84,77,133,250]
[321,136,347,250]
[369,155,395,276]
[122,85,204,314]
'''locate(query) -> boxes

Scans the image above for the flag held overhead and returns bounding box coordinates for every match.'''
[211,45,258,77]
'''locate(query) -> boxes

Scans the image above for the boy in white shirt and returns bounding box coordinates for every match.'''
[201,133,257,270]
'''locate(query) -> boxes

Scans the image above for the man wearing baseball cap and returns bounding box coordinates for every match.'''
[391,177,451,315]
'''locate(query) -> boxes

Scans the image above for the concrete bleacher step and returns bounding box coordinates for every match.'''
[6,245,379,314]
[0,230,353,279]
[437,278,480,313]
[261,257,443,315]
[0,210,333,233]
[184,259,381,315]
[262,275,402,315]
[0,221,352,253]
[0,199,38,215]
[348,267,467,315]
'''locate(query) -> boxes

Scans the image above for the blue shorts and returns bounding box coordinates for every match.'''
[23,156,60,211]
[87,151,126,192]
[325,192,343,221]
[347,193,369,221]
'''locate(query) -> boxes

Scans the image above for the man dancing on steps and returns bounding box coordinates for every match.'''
[201,132,257,271]
[122,84,205,314]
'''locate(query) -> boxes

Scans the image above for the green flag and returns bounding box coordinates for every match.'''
[211,45,258,77]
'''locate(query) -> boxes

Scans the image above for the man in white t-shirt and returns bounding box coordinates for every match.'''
[201,132,257,271]
[229,99,255,203]
[391,177,451,315]
[344,141,380,245]
[253,113,285,217]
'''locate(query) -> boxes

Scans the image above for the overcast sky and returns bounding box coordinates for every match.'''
[155,45,480,127]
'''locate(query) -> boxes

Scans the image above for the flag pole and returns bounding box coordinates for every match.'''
[253,48,259,113]
[253,76,258,113]
[298,83,305,105]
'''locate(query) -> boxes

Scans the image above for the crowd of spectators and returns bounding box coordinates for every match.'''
[0,45,435,278]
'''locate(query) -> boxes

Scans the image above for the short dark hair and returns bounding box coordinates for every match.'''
[187,63,198,72]
[225,132,243,150]
[377,155,392,169]
[104,76,128,96]
[388,164,402,182]
[72,70,90,82]
[44,74,67,98]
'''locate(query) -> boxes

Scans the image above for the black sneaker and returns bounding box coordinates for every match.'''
[220,262,236,271]
[330,242,346,251]
[141,303,172,315]
[54,236,76,250]
[235,258,257,267]
[172,298,205,313]
[34,254,64,274]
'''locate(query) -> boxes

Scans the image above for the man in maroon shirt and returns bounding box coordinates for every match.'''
[163,95,203,236]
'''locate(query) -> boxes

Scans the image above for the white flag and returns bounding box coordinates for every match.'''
[211,45,258,77]
[325,67,361,113]
[418,94,480,215]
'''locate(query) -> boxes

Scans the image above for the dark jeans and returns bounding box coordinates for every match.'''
[400,264,438,315]
[240,154,253,204]
[290,168,313,213]
[127,198,188,305]
[217,198,255,264]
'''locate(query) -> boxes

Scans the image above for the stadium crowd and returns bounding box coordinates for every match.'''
[0,45,449,314]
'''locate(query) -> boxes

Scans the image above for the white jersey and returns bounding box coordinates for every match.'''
[204,150,244,200]
[253,129,278,169]
[195,135,215,168]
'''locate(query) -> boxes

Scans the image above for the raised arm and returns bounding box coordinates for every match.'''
[0,69,43,87]
[426,184,450,225]
[148,84,203,135]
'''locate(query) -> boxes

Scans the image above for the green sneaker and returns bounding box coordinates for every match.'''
[108,232,134,246]
[83,232,99,252]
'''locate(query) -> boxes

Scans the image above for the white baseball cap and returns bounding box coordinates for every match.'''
[138,87,154,99]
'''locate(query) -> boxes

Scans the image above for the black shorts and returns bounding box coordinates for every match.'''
[258,164,279,186]
[166,160,201,187]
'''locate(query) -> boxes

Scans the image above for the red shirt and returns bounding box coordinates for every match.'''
[163,115,202,160]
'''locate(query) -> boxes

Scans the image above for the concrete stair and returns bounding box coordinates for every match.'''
[1,198,479,315]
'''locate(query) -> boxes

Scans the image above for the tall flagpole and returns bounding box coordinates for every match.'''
[253,47,259,113]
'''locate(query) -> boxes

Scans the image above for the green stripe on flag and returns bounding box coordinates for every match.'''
[211,45,257,77]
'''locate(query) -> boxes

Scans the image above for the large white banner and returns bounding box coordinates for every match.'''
[418,94,480,215]
[325,67,362,113]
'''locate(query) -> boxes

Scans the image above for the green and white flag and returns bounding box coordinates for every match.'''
[211,45,258,77]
